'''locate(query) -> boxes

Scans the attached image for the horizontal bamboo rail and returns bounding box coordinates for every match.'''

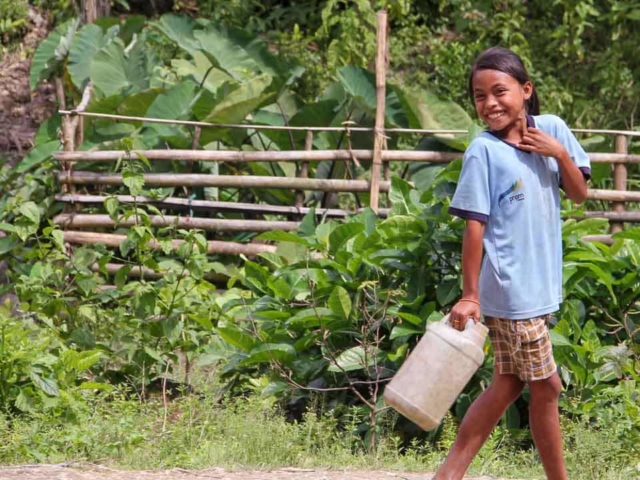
[91,262,229,283]
[55,194,391,217]
[59,110,640,137]
[57,110,468,135]
[578,211,640,221]
[54,150,461,163]
[53,150,640,164]
[62,231,276,256]
[582,234,614,245]
[54,214,300,232]
[56,172,391,192]
[587,189,640,202]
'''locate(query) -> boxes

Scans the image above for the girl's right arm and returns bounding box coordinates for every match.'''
[449,219,485,331]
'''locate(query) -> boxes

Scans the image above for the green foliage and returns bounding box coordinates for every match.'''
[0,0,29,50]
[0,301,105,414]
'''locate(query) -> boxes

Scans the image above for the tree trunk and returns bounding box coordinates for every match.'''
[83,0,110,23]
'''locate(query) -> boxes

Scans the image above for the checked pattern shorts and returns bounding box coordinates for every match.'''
[484,314,557,382]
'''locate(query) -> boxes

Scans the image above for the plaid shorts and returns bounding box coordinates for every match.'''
[484,314,557,382]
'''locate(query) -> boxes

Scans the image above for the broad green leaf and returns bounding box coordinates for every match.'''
[257,230,313,246]
[68,23,107,89]
[201,74,275,125]
[29,372,60,397]
[73,351,103,371]
[15,389,36,412]
[241,343,296,365]
[327,346,372,372]
[194,25,290,81]
[104,197,119,221]
[172,52,234,93]
[404,90,473,131]
[90,39,149,96]
[152,14,201,56]
[550,330,574,348]
[145,81,197,124]
[123,171,144,196]
[19,202,41,225]
[217,326,256,352]
[337,65,376,113]
[288,307,335,327]
[390,325,423,339]
[267,276,293,300]
[16,141,60,173]
[328,286,352,319]
[328,222,365,255]
[30,18,80,90]
[396,311,424,326]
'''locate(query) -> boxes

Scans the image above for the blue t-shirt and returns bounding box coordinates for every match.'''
[449,114,590,320]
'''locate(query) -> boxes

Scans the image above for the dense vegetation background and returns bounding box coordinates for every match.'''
[0,1,639,478]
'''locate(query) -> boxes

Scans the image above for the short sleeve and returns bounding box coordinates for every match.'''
[556,117,591,181]
[449,154,490,223]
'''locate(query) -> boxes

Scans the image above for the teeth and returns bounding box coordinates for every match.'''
[488,112,504,119]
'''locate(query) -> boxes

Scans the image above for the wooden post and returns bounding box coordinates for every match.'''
[295,131,313,217]
[369,10,388,213]
[611,135,628,234]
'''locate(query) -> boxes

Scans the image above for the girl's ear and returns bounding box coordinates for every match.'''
[522,81,533,100]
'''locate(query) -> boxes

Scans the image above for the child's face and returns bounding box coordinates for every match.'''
[472,69,533,133]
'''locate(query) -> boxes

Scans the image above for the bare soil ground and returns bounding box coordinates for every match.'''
[0,466,504,480]
[0,8,57,166]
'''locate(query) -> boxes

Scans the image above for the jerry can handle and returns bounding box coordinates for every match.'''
[442,314,477,331]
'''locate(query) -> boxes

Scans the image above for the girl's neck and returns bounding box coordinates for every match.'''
[491,114,529,144]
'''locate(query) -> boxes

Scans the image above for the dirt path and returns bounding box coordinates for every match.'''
[0,466,505,480]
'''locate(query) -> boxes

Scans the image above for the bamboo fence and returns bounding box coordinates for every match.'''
[53,9,637,275]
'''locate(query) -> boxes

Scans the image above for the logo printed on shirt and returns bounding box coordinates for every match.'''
[499,178,525,206]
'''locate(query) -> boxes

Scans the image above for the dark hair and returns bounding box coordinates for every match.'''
[468,47,540,115]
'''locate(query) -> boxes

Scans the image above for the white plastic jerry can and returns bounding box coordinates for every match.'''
[383,315,489,431]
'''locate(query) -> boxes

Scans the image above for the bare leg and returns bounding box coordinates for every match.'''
[434,373,525,480]
[528,373,567,480]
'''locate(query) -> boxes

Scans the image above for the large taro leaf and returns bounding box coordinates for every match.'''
[152,13,201,57]
[68,23,114,90]
[198,75,276,146]
[90,38,150,97]
[337,65,376,115]
[30,18,81,90]
[404,90,473,132]
[194,25,293,82]
[172,52,234,93]
[144,81,198,146]
[259,99,340,150]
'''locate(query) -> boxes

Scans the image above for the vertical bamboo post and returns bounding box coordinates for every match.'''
[369,10,388,213]
[295,131,313,217]
[611,135,628,234]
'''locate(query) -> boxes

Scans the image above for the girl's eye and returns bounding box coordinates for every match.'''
[474,95,485,101]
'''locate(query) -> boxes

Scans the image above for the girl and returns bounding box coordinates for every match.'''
[434,47,590,480]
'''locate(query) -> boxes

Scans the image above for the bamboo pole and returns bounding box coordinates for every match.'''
[610,135,629,234]
[56,172,392,192]
[571,211,640,222]
[91,263,229,283]
[295,131,313,215]
[52,150,458,163]
[54,149,640,164]
[62,231,277,256]
[586,189,640,202]
[58,110,640,137]
[369,10,388,213]
[54,214,300,232]
[54,194,392,218]
[582,234,614,245]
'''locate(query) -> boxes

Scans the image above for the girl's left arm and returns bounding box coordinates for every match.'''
[518,127,588,204]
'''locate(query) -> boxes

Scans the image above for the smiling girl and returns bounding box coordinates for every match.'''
[434,47,590,480]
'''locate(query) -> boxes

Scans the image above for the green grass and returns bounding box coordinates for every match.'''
[0,390,638,479]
